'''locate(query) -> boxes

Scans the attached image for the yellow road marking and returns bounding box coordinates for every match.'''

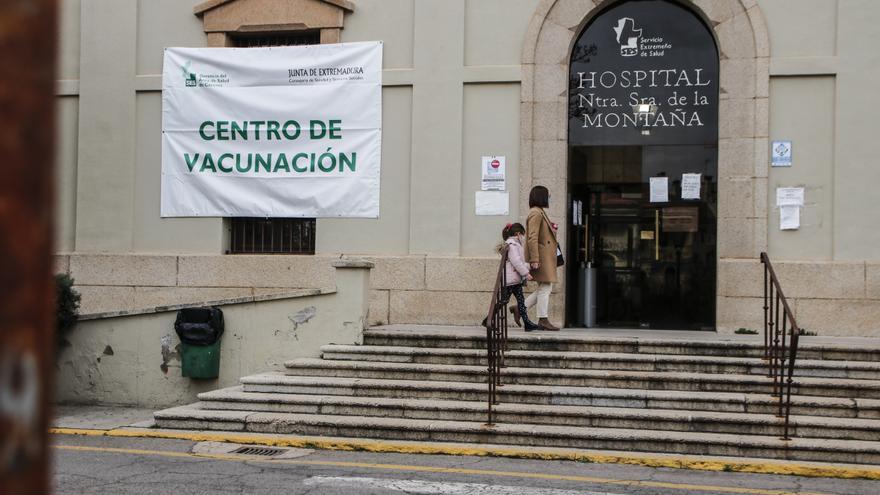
[53,444,834,495]
[49,427,880,481]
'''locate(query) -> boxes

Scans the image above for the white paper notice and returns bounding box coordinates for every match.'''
[681,173,701,200]
[776,187,805,207]
[650,177,669,203]
[780,205,800,230]
[475,191,509,215]
[572,199,583,226]
[481,156,506,191]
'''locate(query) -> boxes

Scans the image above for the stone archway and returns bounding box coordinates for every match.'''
[520,0,770,325]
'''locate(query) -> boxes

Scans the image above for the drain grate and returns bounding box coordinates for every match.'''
[231,446,287,457]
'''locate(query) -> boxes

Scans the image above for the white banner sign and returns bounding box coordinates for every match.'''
[161,42,382,217]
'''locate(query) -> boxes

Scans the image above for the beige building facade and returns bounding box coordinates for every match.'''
[55,0,880,336]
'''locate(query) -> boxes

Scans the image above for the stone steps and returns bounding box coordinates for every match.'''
[153,404,880,464]
[240,373,880,419]
[283,358,880,399]
[196,386,880,441]
[154,325,880,464]
[363,328,880,362]
[321,344,880,379]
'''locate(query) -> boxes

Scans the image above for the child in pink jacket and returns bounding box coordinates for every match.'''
[502,223,542,331]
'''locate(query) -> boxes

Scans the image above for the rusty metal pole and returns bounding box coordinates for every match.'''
[0,0,58,494]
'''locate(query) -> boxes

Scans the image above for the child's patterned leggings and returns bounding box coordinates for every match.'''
[502,284,535,325]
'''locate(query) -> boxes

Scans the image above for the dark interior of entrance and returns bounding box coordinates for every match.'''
[566,145,717,330]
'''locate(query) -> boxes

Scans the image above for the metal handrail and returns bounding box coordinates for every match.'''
[483,246,509,425]
[760,252,800,440]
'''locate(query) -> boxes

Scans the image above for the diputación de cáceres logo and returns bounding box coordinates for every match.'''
[180,61,229,88]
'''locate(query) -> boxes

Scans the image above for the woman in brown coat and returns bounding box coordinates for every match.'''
[524,185,560,330]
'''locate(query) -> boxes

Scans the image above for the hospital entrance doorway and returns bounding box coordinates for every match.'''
[566,146,717,330]
[565,0,720,330]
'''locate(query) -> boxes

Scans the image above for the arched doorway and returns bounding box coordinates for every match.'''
[522,0,770,332]
[567,0,719,330]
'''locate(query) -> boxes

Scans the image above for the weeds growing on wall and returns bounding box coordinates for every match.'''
[56,273,81,350]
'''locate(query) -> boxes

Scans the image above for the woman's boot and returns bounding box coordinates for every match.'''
[523,317,542,332]
[539,318,560,331]
[509,306,521,327]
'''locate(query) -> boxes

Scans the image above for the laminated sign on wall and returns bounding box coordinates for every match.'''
[161,42,383,217]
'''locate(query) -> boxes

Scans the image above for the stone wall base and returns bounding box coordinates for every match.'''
[717,258,880,337]
[54,254,880,336]
[56,261,371,408]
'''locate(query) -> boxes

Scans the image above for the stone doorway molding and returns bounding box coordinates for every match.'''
[194,0,355,47]
[520,0,770,323]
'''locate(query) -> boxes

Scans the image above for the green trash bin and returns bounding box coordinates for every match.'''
[180,339,222,379]
[175,307,224,379]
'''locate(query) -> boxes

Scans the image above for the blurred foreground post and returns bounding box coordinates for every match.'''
[0,1,58,494]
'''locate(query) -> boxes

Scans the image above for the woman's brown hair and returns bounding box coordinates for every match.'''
[528,185,549,208]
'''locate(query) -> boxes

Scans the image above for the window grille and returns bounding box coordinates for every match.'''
[227,30,320,255]
[228,218,316,255]
[230,31,320,48]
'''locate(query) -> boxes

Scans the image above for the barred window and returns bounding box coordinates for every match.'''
[228,218,315,255]
[226,30,320,255]
[230,31,320,48]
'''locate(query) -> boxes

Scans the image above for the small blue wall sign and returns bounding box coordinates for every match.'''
[771,140,792,167]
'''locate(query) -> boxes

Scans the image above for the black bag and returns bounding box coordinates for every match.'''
[174,307,225,346]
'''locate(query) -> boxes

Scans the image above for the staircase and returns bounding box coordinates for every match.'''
[155,325,880,464]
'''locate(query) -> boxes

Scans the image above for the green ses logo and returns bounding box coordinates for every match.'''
[182,61,197,87]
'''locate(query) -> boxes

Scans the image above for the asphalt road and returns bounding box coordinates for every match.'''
[51,434,880,495]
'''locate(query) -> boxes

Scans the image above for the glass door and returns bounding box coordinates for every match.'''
[569,145,717,330]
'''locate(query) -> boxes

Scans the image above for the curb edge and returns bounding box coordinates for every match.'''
[49,427,880,480]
